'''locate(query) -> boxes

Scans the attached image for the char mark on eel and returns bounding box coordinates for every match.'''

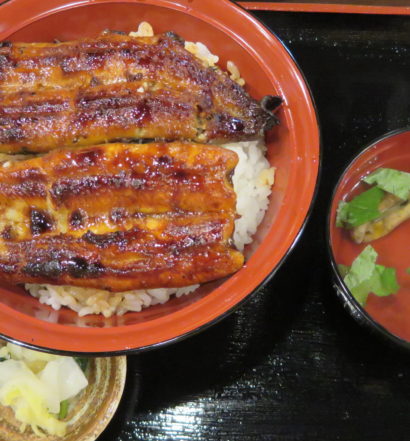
[0,32,280,153]
[0,142,244,291]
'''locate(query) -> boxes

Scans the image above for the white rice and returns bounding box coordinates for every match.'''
[25,283,200,318]
[23,25,275,318]
[223,140,275,251]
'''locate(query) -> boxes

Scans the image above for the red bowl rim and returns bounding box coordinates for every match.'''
[0,0,320,355]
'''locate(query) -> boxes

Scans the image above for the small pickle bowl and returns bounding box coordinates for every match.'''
[0,339,127,441]
[327,128,410,350]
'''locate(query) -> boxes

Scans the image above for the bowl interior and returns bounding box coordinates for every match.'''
[0,0,319,353]
[330,130,410,342]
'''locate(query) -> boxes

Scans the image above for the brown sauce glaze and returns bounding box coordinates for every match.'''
[0,142,243,291]
[0,33,274,153]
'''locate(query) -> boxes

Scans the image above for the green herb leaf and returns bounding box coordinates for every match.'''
[58,399,69,419]
[407,268,410,275]
[363,168,410,200]
[0,357,6,362]
[342,245,400,306]
[336,201,349,228]
[371,265,400,297]
[336,186,384,228]
[337,264,350,278]
[344,245,378,292]
[74,357,88,373]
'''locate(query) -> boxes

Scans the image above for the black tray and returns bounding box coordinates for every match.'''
[100,11,410,441]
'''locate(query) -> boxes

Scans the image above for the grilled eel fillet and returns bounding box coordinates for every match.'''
[0,142,244,291]
[0,32,277,153]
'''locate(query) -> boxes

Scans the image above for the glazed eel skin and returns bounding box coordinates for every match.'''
[0,142,243,291]
[0,32,277,153]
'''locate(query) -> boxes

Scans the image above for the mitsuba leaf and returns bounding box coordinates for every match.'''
[370,265,400,297]
[363,168,410,201]
[341,245,400,306]
[337,264,350,278]
[336,186,384,228]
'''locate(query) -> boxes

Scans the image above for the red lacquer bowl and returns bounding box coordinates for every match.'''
[329,128,410,349]
[0,0,320,354]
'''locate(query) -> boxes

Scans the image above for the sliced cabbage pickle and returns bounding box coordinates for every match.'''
[0,360,66,436]
[0,343,89,436]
